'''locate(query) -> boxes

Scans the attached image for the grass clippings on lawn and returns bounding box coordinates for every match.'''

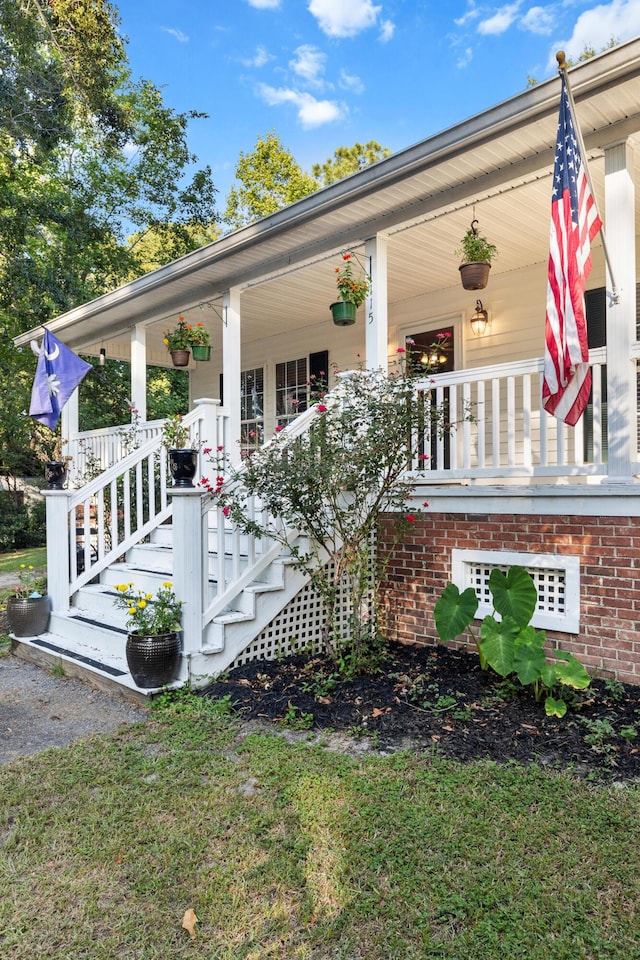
[1,690,640,959]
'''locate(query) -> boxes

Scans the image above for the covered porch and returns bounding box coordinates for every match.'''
[12,40,640,690]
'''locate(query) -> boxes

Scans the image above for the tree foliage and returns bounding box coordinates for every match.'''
[312,140,391,186]
[0,0,218,482]
[223,131,319,230]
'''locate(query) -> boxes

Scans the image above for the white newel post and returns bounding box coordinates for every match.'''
[365,234,389,371]
[193,397,221,479]
[170,488,206,669]
[44,490,71,614]
[604,139,636,480]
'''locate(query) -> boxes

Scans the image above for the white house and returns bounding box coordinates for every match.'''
[13,38,640,695]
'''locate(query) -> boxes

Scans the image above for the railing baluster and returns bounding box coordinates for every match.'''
[477,380,485,468]
[592,362,603,464]
[492,378,500,468]
[522,374,532,469]
[507,376,516,467]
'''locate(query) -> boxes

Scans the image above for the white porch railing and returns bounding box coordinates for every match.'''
[407,349,616,481]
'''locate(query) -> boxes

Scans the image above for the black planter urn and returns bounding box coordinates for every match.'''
[168,448,198,488]
[44,460,68,489]
[125,631,182,688]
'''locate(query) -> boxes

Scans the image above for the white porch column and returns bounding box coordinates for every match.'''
[223,286,242,464]
[604,140,636,479]
[130,323,147,423]
[61,387,79,456]
[365,234,389,371]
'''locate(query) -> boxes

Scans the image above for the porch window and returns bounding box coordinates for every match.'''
[276,358,308,427]
[241,367,264,450]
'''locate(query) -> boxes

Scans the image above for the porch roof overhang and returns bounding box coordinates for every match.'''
[15,37,640,356]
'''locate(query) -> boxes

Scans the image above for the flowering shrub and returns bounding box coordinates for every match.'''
[13,564,46,599]
[334,252,370,307]
[201,364,452,671]
[163,317,192,351]
[112,581,183,635]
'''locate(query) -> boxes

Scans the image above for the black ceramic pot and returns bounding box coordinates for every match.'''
[125,631,182,688]
[45,461,68,489]
[169,448,198,488]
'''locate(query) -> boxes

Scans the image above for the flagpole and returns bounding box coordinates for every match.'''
[556,51,619,302]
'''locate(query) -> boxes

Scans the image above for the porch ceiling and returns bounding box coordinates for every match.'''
[15,37,640,358]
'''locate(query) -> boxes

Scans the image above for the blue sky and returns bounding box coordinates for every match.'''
[113,0,640,208]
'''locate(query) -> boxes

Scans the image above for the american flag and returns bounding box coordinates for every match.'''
[542,70,603,425]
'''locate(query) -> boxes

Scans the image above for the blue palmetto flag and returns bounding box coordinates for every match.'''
[29,330,92,430]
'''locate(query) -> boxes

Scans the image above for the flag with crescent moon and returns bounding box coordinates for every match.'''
[29,330,92,430]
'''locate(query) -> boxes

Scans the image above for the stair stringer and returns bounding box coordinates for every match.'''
[186,548,332,685]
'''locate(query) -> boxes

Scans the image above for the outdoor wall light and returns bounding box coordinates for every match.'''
[99,347,106,366]
[470,299,489,336]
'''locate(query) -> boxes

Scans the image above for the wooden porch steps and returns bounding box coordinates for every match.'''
[10,523,309,699]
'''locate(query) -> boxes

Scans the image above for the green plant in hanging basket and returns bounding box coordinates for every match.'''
[456,220,497,264]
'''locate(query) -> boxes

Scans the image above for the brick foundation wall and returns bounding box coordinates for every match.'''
[378,512,640,685]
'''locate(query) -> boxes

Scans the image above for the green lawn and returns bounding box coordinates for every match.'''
[1,692,638,959]
[0,546,46,575]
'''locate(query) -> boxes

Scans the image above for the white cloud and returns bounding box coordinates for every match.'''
[520,6,555,35]
[457,46,473,68]
[455,1,480,27]
[478,2,523,36]
[339,69,365,94]
[240,45,274,68]
[550,0,640,67]
[308,0,381,38]
[245,0,281,8]
[161,27,189,43]
[290,45,327,85]
[379,19,395,41]
[257,83,343,126]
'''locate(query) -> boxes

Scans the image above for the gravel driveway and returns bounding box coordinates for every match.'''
[0,654,150,766]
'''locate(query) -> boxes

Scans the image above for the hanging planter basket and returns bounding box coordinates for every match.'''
[170,349,191,367]
[330,301,357,326]
[168,448,198,488]
[126,631,182,688]
[7,595,50,637]
[459,261,491,291]
[191,344,212,361]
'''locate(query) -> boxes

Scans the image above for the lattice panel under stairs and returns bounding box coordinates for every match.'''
[232,563,360,667]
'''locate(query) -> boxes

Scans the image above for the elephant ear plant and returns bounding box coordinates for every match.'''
[434,566,590,717]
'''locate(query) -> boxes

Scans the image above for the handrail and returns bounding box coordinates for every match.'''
[49,402,225,604]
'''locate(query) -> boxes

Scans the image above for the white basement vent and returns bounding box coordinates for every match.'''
[451,549,580,633]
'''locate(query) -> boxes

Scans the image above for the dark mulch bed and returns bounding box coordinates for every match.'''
[202,642,640,783]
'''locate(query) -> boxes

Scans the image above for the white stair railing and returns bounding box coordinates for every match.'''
[44,400,226,614]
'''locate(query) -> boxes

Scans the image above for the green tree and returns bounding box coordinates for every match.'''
[312,140,391,186]
[0,0,218,483]
[223,131,319,230]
